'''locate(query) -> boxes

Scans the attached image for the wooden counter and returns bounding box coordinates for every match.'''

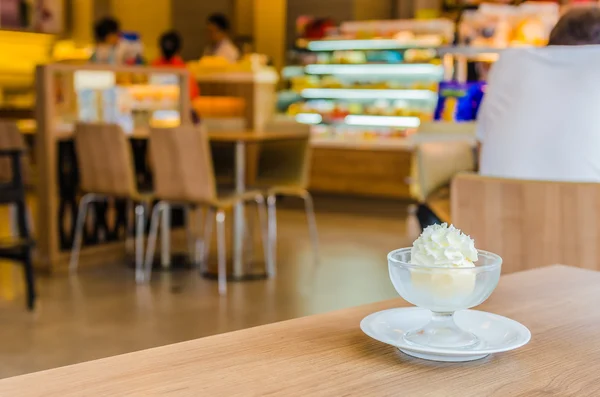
[308,122,477,200]
[1,265,599,396]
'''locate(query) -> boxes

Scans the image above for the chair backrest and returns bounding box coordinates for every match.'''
[451,173,600,273]
[256,122,312,188]
[74,123,137,197]
[0,121,28,184]
[413,141,475,202]
[149,125,217,203]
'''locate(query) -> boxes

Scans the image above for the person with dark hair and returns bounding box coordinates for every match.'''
[548,7,600,46]
[91,16,121,64]
[158,30,182,62]
[203,13,239,63]
[152,30,199,100]
[476,6,600,183]
[153,31,200,123]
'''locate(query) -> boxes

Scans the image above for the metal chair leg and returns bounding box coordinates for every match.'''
[301,191,320,267]
[134,202,148,283]
[143,202,166,283]
[254,195,271,278]
[16,198,35,310]
[197,208,214,273]
[266,194,277,278]
[22,249,35,310]
[244,203,255,264]
[185,206,195,264]
[125,200,134,254]
[69,193,95,272]
[216,209,227,295]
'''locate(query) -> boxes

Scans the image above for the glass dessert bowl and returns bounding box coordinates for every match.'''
[388,227,502,350]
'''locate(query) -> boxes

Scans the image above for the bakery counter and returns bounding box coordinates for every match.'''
[308,122,477,200]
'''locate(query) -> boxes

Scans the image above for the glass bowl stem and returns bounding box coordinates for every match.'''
[403,311,480,349]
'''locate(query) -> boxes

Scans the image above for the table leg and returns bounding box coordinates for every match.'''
[233,141,246,278]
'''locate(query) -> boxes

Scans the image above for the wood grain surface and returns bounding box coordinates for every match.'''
[452,173,600,273]
[206,129,309,143]
[0,265,599,396]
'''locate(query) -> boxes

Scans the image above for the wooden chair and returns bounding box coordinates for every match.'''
[0,121,35,310]
[70,123,152,282]
[253,125,318,277]
[452,173,600,273]
[145,125,269,295]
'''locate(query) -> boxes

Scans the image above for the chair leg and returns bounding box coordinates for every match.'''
[244,204,255,264]
[22,249,35,310]
[143,202,165,283]
[185,206,195,265]
[69,193,95,272]
[254,195,270,278]
[135,203,147,283]
[301,191,320,267]
[266,194,277,278]
[197,208,214,273]
[16,198,35,310]
[125,200,134,254]
[216,209,227,295]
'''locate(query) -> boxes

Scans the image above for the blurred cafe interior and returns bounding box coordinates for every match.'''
[0,0,599,394]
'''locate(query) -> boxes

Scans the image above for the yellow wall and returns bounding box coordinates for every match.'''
[254,0,286,71]
[72,0,94,45]
[414,0,442,18]
[110,0,171,60]
[234,0,254,37]
[354,0,392,21]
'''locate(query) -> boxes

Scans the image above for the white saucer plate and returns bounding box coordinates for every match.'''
[360,308,531,362]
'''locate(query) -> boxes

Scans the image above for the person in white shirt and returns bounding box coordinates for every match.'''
[203,13,240,63]
[477,7,600,183]
[90,17,122,64]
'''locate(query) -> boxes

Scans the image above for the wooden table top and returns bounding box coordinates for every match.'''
[16,119,309,143]
[1,265,598,396]
[45,126,309,143]
[206,129,309,143]
[130,128,309,142]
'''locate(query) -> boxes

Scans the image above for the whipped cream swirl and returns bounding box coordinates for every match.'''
[411,223,478,268]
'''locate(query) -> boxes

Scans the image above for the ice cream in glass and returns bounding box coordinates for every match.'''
[388,223,502,349]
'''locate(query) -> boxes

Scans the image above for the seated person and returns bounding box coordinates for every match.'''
[203,13,240,63]
[477,7,600,182]
[91,17,121,64]
[152,30,200,100]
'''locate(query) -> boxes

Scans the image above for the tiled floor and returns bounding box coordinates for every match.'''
[0,196,414,378]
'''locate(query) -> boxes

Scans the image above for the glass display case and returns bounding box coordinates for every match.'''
[281,19,454,144]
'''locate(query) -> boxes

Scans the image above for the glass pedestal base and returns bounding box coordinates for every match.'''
[403,312,480,349]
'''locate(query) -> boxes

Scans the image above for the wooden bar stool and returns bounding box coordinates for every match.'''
[0,121,35,310]
[144,125,269,295]
[70,123,152,282]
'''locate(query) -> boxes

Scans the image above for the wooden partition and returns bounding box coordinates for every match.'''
[34,64,190,272]
[195,72,278,131]
[195,71,278,185]
[452,173,600,273]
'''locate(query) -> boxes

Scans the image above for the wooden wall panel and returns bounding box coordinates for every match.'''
[452,174,600,274]
[309,148,413,199]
